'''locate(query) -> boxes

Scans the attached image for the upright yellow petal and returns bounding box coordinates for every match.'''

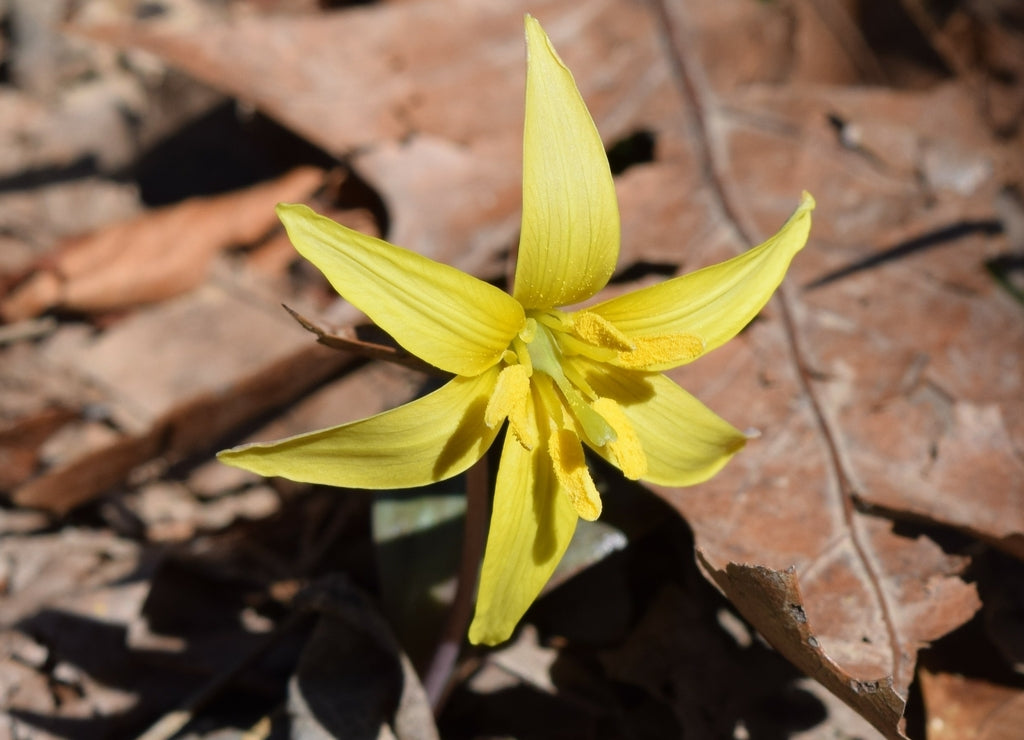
[513,15,620,310]
[469,392,578,645]
[574,361,747,486]
[218,370,499,488]
[278,204,525,377]
[591,193,814,369]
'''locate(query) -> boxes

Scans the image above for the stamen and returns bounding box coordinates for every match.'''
[616,333,704,369]
[525,320,615,447]
[548,428,602,520]
[558,382,615,447]
[485,364,537,449]
[557,333,618,363]
[534,310,571,332]
[591,398,647,480]
[512,336,533,375]
[518,317,538,343]
[560,360,597,401]
[533,374,566,428]
[571,312,635,351]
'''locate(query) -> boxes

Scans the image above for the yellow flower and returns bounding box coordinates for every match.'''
[218,15,814,645]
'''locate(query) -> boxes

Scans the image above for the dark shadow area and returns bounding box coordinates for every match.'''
[857,0,955,85]
[133,1,169,20]
[606,129,656,176]
[8,484,378,739]
[0,156,102,195]
[131,101,337,207]
[319,0,378,8]
[441,478,830,739]
[609,260,678,285]
[986,254,1024,305]
[803,219,1004,290]
[0,10,11,84]
[11,608,298,740]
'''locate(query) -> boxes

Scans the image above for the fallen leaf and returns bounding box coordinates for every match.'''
[33,3,1022,737]
[1,166,323,321]
[10,281,355,513]
[920,668,1024,740]
[69,0,672,264]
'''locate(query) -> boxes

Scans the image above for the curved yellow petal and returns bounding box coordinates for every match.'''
[218,370,499,488]
[278,204,525,377]
[512,15,620,310]
[591,192,814,370]
[469,391,578,645]
[574,361,747,486]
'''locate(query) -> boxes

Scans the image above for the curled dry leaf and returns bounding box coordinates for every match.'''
[1,166,323,321]
[697,546,979,739]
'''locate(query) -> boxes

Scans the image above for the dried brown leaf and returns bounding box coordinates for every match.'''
[34,3,1022,736]
[69,0,672,264]
[632,8,1019,738]
[11,284,355,513]
[920,668,1024,740]
[1,166,323,321]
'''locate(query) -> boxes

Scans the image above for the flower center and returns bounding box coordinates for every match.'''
[483,309,650,521]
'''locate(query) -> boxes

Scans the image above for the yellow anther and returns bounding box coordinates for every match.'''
[485,364,537,449]
[548,428,602,521]
[616,333,704,369]
[572,312,635,351]
[591,398,647,480]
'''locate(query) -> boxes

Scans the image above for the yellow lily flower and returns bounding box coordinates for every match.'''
[218,15,814,645]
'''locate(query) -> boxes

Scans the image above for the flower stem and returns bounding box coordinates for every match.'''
[421,453,490,713]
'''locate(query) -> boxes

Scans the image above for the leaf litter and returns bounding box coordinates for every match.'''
[2,0,1023,738]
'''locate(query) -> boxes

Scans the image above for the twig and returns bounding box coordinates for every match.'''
[421,453,490,713]
[283,304,443,376]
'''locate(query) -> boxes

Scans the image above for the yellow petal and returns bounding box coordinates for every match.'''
[469,400,578,645]
[590,192,814,370]
[513,15,620,310]
[278,203,525,377]
[575,361,747,486]
[218,370,499,488]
